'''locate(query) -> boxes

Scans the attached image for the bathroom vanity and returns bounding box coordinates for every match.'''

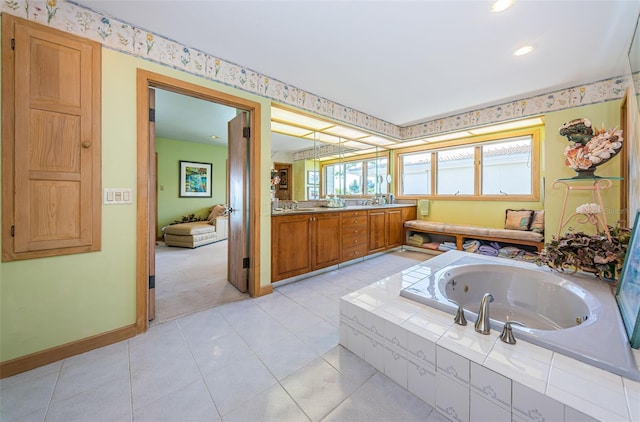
[271,204,416,282]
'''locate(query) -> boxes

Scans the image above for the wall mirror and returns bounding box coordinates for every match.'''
[270,105,395,201]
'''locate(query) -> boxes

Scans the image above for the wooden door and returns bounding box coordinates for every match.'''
[271,214,311,281]
[386,209,404,248]
[148,88,156,321]
[311,213,341,269]
[368,210,387,253]
[2,14,101,261]
[227,113,249,292]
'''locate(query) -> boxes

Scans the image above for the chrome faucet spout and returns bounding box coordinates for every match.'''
[474,293,494,335]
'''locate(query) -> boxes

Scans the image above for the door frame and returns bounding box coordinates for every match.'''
[135,69,262,333]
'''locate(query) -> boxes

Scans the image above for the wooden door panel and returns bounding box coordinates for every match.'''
[387,210,404,248]
[312,213,341,269]
[271,215,310,281]
[368,210,386,253]
[228,113,249,292]
[29,39,82,106]
[30,111,81,171]
[4,14,101,260]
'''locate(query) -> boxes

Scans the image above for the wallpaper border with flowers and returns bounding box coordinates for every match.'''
[2,0,637,142]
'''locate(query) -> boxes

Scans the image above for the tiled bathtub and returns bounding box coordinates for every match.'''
[339,251,640,422]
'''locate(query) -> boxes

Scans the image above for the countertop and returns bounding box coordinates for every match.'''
[271,203,415,216]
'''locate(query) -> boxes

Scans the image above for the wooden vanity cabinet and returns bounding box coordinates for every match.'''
[271,212,341,282]
[271,205,416,282]
[368,207,415,253]
[341,210,368,262]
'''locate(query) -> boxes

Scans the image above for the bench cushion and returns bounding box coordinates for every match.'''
[404,220,543,242]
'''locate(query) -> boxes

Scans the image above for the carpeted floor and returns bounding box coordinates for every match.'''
[153,240,248,325]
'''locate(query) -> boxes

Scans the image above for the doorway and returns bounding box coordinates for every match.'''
[273,162,292,201]
[136,70,263,334]
[150,88,245,325]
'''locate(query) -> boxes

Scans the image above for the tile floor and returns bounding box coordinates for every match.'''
[1,249,449,422]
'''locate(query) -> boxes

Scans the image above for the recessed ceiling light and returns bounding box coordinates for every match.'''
[210,135,219,140]
[491,0,515,13]
[514,45,534,56]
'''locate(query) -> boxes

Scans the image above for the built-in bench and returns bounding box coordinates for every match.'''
[404,220,544,253]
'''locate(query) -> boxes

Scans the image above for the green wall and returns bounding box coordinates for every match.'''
[417,100,623,242]
[155,138,228,237]
[0,25,627,365]
[0,47,272,362]
[543,101,623,239]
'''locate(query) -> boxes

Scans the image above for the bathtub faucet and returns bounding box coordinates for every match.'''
[474,293,494,335]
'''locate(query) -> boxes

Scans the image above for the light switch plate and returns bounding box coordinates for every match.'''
[104,188,133,205]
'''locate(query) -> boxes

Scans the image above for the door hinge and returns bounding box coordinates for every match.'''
[242,257,250,269]
[149,108,155,122]
[242,127,250,138]
[11,38,15,50]
[10,225,15,237]
[149,275,155,289]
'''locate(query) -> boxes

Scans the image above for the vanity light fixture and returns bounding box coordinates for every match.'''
[490,0,515,13]
[514,45,534,56]
[359,135,397,146]
[468,117,543,135]
[387,139,428,149]
[271,121,314,137]
[324,125,370,140]
[271,107,334,131]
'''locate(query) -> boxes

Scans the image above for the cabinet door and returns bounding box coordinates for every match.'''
[271,215,311,281]
[368,210,387,253]
[387,210,404,248]
[312,213,341,270]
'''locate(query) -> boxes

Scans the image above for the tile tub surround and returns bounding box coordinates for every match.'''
[339,251,640,422]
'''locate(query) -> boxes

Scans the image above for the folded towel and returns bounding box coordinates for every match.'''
[498,246,523,258]
[463,239,481,253]
[423,242,441,250]
[438,241,457,252]
[477,245,499,256]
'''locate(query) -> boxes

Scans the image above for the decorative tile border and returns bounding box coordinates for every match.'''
[2,0,635,141]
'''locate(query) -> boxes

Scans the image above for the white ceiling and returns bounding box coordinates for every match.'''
[72,0,639,128]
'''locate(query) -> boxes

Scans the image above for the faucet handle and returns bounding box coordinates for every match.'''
[448,299,467,326]
[499,321,526,344]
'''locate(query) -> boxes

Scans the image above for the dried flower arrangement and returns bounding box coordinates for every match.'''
[537,224,631,283]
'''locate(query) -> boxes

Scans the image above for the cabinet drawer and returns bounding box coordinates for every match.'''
[343,226,366,237]
[342,217,367,228]
[342,235,366,248]
[342,210,367,218]
[342,244,368,261]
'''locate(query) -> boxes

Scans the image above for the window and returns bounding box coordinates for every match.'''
[482,137,532,195]
[397,129,539,200]
[437,147,475,195]
[323,155,388,196]
[400,152,431,195]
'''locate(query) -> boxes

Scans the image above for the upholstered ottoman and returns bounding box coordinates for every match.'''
[163,222,217,248]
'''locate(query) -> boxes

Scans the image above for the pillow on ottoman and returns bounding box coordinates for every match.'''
[207,204,227,224]
[505,209,533,231]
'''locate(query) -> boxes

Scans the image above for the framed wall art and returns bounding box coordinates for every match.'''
[179,160,212,197]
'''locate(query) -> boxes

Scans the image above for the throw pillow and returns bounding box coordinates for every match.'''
[504,209,534,231]
[207,204,226,222]
[529,210,545,233]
